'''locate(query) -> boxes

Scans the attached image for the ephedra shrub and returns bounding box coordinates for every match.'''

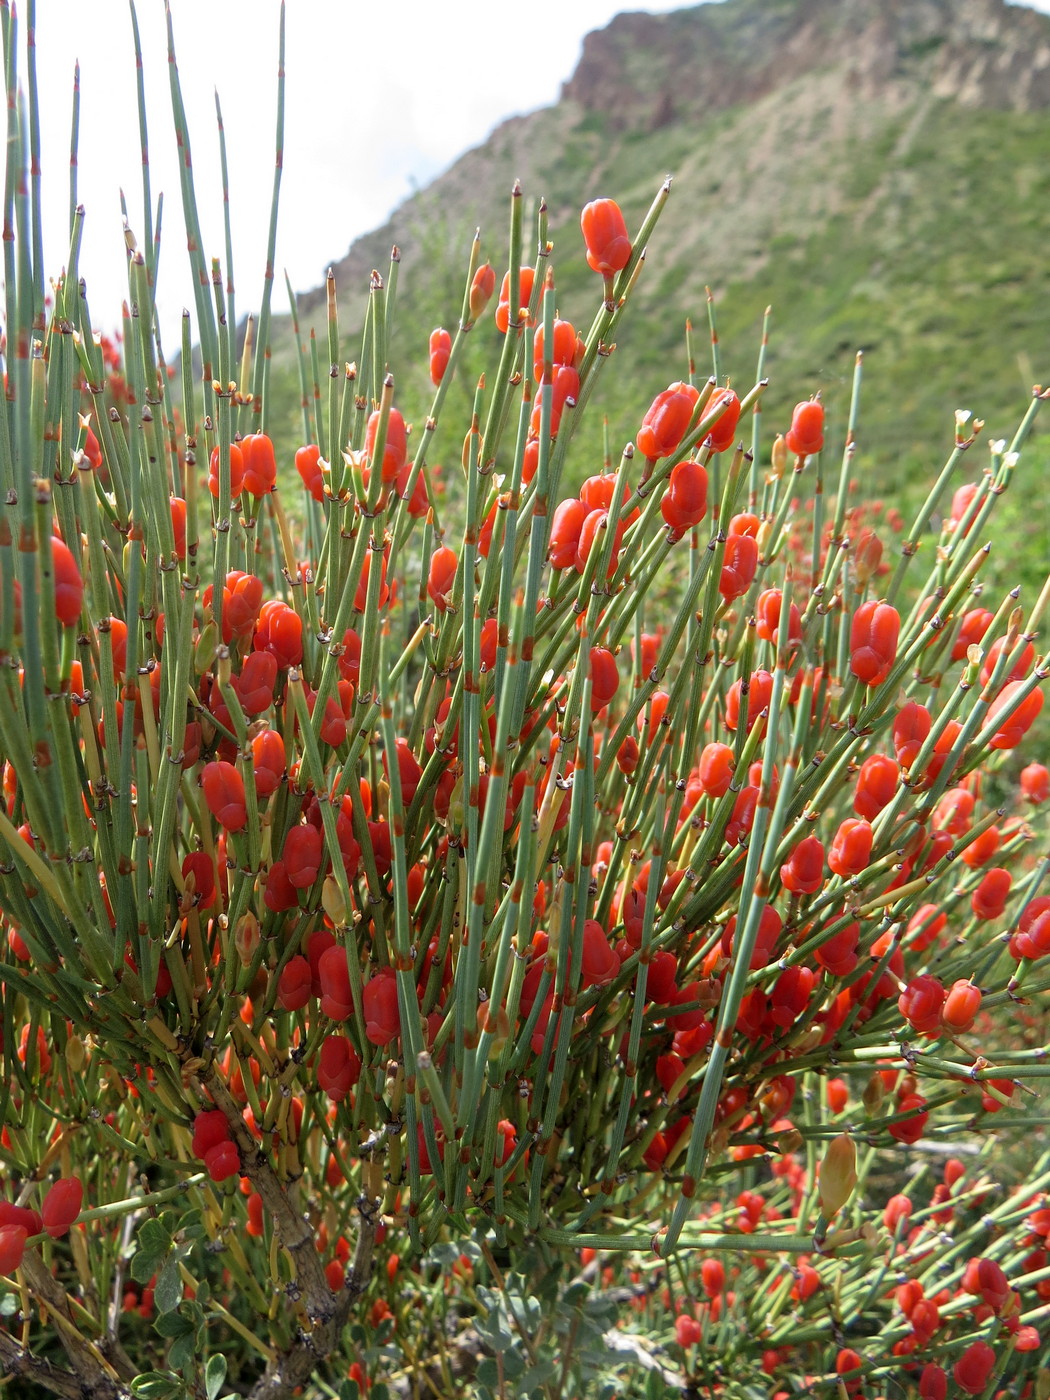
[1,9,1050,1400]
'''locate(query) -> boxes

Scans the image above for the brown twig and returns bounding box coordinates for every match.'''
[0,1329,95,1400]
[199,1066,378,1400]
[3,1252,134,1399]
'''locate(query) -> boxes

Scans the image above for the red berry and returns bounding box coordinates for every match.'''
[755,588,801,647]
[703,387,742,453]
[661,457,709,535]
[364,406,407,485]
[888,1093,928,1145]
[427,546,458,613]
[645,951,678,1003]
[83,426,103,469]
[835,1348,863,1394]
[495,267,536,334]
[971,866,1011,920]
[295,444,325,502]
[317,1035,362,1102]
[588,646,619,711]
[951,607,993,661]
[675,1313,702,1348]
[576,507,618,577]
[1011,896,1050,960]
[0,1202,42,1238]
[277,956,313,1012]
[637,381,699,461]
[208,442,245,498]
[239,433,277,496]
[987,680,1043,750]
[883,1195,912,1232]
[549,497,589,569]
[962,1255,1010,1311]
[827,1078,849,1113]
[283,824,324,890]
[215,570,264,644]
[892,701,931,769]
[827,818,873,878]
[953,1340,996,1395]
[204,1140,240,1183]
[201,761,248,833]
[725,669,774,734]
[898,975,945,1037]
[853,754,898,820]
[0,1225,27,1275]
[251,729,286,800]
[254,600,303,669]
[718,531,759,603]
[192,1110,230,1158]
[980,634,1034,688]
[533,318,579,379]
[362,969,400,1046]
[246,1192,264,1237]
[813,920,858,977]
[480,618,499,672]
[580,919,620,988]
[780,836,825,895]
[181,851,217,910]
[785,399,824,456]
[50,536,84,627]
[170,496,187,559]
[41,1178,83,1238]
[850,600,900,687]
[701,1257,726,1297]
[580,197,632,277]
[429,327,452,385]
[318,946,354,1021]
[1021,762,1049,803]
[235,650,278,716]
[698,742,735,797]
[941,978,982,1032]
[770,966,815,1028]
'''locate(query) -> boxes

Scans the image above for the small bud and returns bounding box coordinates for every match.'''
[322,875,347,926]
[469,263,496,322]
[770,433,788,479]
[818,1133,857,1221]
[862,1071,885,1116]
[477,1001,510,1058]
[852,527,883,586]
[65,1035,86,1074]
[195,620,218,675]
[777,1128,804,1155]
[234,912,260,968]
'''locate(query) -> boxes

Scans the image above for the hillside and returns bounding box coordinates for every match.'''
[266,0,1050,498]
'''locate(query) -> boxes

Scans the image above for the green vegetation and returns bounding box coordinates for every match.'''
[2,2,1049,1397]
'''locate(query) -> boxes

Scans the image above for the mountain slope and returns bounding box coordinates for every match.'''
[269,0,1050,494]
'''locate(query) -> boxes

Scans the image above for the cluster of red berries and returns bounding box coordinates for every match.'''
[192,1110,240,1182]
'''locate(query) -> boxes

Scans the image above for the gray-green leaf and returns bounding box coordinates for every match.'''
[131,1219,173,1284]
[204,1354,227,1400]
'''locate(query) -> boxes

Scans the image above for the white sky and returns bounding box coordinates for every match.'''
[21,0,1050,343]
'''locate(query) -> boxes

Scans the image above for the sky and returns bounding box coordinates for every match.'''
[25,0,681,342]
[21,0,1050,343]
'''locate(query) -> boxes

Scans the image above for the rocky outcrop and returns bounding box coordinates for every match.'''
[560,0,1050,130]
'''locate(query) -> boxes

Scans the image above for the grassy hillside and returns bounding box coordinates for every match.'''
[263,0,1050,542]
